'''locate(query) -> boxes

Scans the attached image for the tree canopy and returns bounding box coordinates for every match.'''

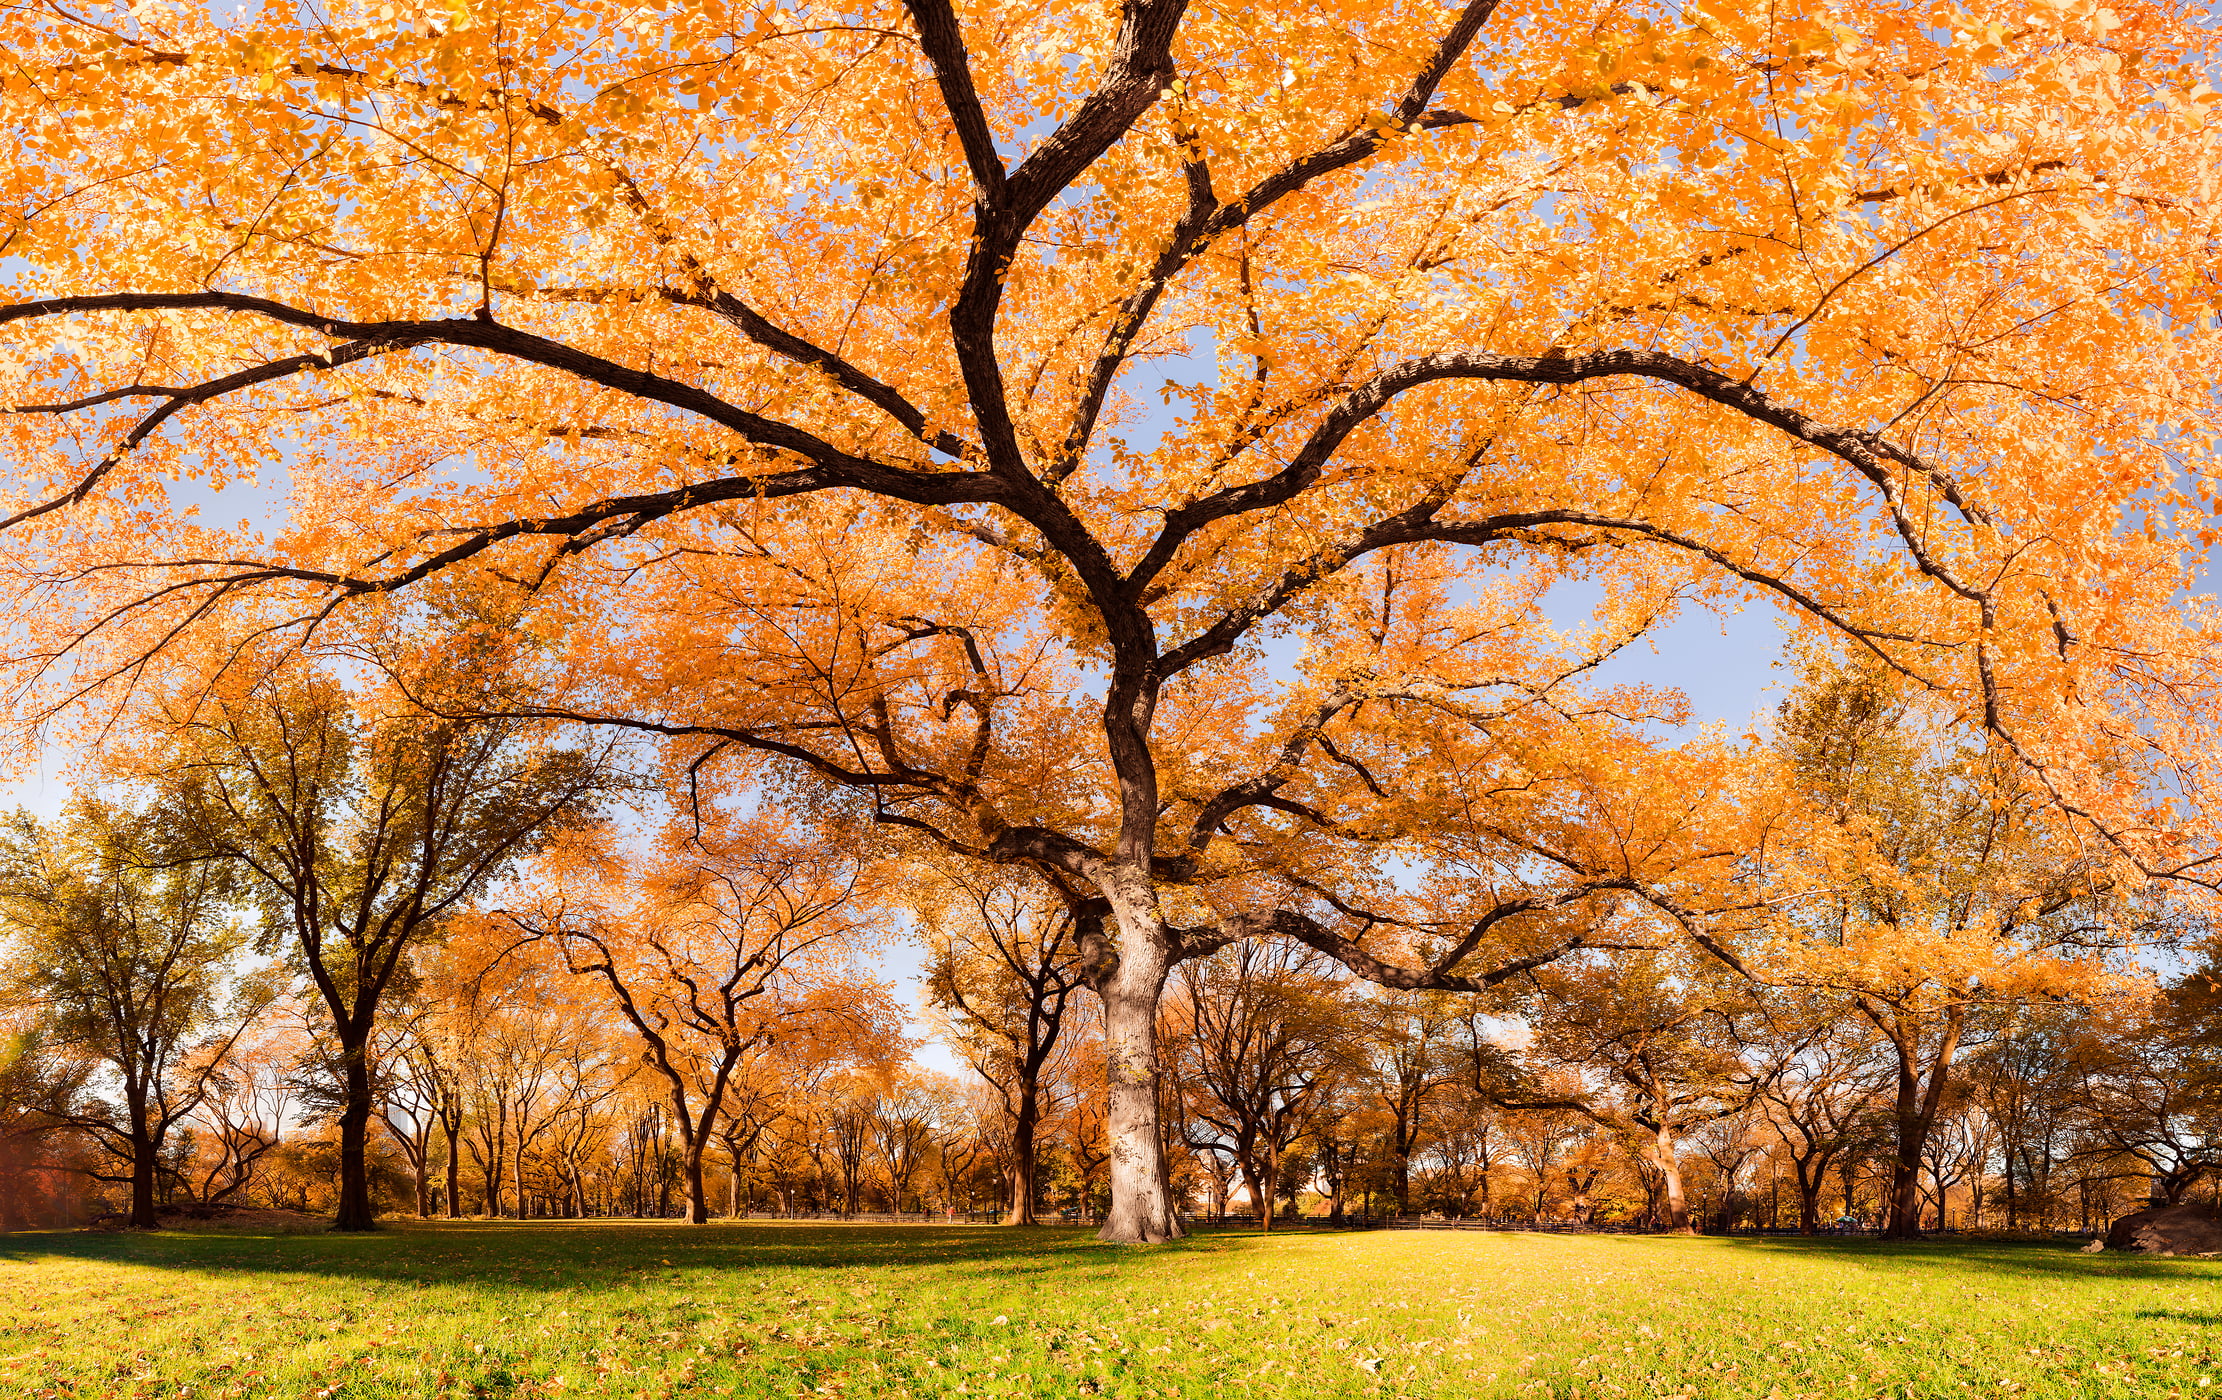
[1,0,2219,1239]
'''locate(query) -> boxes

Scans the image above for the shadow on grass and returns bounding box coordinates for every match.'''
[1712,1232,2222,1283]
[9,1220,2218,1300]
[0,1218,1268,1294]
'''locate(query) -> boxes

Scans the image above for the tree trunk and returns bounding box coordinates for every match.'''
[1004,1083,1042,1225]
[511,1128,530,1224]
[683,1137,710,1224]
[1885,1146,1925,1240]
[334,1042,377,1231]
[128,1127,160,1230]
[1880,1006,1964,1241]
[1236,1156,1267,1230]
[444,1121,462,1219]
[1795,1162,1824,1234]
[1648,1124,1694,1234]
[1095,926,1182,1245]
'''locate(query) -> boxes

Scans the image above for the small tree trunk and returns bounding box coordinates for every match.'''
[1095,922,1182,1245]
[334,1044,377,1231]
[511,1131,530,1223]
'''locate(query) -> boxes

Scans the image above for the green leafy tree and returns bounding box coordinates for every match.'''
[0,800,263,1228]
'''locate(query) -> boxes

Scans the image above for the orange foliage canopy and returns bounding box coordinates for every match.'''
[0,0,2218,1238]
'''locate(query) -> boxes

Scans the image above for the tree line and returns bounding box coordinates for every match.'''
[3,648,2213,1239]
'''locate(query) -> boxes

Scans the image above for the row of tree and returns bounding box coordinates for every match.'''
[4,646,2215,1237]
[7,889,2212,1239]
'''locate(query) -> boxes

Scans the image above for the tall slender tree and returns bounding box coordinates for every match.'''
[921,867,1086,1225]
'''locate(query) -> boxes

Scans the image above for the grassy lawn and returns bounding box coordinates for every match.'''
[2,1221,2218,1399]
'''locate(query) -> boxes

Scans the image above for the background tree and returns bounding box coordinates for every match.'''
[2064,996,2222,1208]
[1512,950,1766,1233]
[1755,660,2142,1238]
[0,799,267,1228]
[0,1019,89,1229]
[868,1071,941,1213]
[1755,1009,1890,1234]
[1360,994,1462,1216]
[1174,940,1347,1230]
[152,648,604,1230]
[188,1012,302,1210]
[921,869,1085,1225]
[510,807,881,1222]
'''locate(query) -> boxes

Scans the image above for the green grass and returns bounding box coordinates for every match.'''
[2,1220,2219,1399]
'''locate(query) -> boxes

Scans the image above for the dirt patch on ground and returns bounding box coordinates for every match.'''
[2101,1205,2222,1255]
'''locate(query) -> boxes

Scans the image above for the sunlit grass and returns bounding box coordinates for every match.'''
[2,1219,2217,1398]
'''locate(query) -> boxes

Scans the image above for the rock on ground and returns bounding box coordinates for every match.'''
[2101,1205,2222,1256]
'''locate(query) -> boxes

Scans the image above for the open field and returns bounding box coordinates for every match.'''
[2,1222,2218,1400]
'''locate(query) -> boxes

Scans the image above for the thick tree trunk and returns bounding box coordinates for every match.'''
[1885,1140,1926,1239]
[683,1138,710,1224]
[1881,1006,1964,1241]
[1648,1124,1694,1234]
[1794,1163,1824,1234]
[334,1044,377,1231]
[1096,933,1182,1244]
[1236,1157,1266,1230]
[1004,1082,1043,1225]
[128,1128,160,1230]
